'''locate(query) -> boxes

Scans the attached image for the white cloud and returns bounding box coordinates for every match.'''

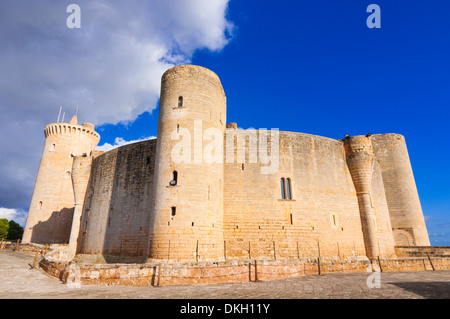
[0,0,233,210]
[97,136,156,152]
[0,208,27,227]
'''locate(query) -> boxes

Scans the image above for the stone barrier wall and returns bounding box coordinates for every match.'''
[37,254,450,287]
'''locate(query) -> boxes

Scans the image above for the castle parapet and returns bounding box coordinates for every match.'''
[44,122,100,141]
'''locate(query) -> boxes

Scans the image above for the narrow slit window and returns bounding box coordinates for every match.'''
[286,178,292,200]
[178,96,183,107]
[170,171,178,186]
[281,178,286,199]
[38,201,43,210]
[171,207,176,218]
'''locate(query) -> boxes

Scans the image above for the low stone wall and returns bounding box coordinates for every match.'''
[39,258,69,282]
[0,241,48,253]
[395,246,450,258]
[38,255,450,287]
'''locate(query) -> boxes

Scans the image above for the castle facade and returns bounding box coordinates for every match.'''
[23,65,430,262]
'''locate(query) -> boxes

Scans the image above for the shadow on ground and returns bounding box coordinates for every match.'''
[390,282,450,299]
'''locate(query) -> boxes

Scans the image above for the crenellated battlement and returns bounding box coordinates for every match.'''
[44,123,100,140]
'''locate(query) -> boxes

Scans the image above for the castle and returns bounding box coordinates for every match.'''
[22,65,430,263]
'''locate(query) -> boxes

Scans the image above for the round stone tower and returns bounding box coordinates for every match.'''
[22,116,100,244]
[344,135,380,259]
[371,134,430,246]
[148,65,227,261]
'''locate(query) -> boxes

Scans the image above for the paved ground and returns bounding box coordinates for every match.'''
[1,250,450,299]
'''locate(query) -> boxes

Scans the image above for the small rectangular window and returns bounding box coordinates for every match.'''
[170,171,178,186]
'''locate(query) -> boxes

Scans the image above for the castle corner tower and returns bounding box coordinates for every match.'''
[22,116,100,244]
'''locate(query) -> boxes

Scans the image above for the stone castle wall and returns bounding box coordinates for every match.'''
[223,130,396,260]
[72,129,405,261]
[77,139,156,260]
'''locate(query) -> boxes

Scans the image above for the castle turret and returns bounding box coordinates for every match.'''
[344,135,380,259]
[148,65,226,261]
[22,116,100,244]
[371,134,430,246]
[67,155,93,259]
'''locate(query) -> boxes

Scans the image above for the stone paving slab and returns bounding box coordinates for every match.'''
[1,250,450,299]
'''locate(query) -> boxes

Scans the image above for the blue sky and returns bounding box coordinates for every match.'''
[0,1,449,245]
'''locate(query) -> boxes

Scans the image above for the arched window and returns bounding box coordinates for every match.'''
[50,143,56,152]
[280,178,286,199]
[38,201,43,210]
[178,96,183,107]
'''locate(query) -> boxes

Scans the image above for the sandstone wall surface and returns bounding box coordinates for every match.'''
[223,131,369,260]
[371,134,430,246]
[78,139,156,260]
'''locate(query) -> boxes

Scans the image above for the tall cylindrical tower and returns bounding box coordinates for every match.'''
[22,116,100,244]
[371,134,430,246]
[148,65,227,261]
[344,135,379,259]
